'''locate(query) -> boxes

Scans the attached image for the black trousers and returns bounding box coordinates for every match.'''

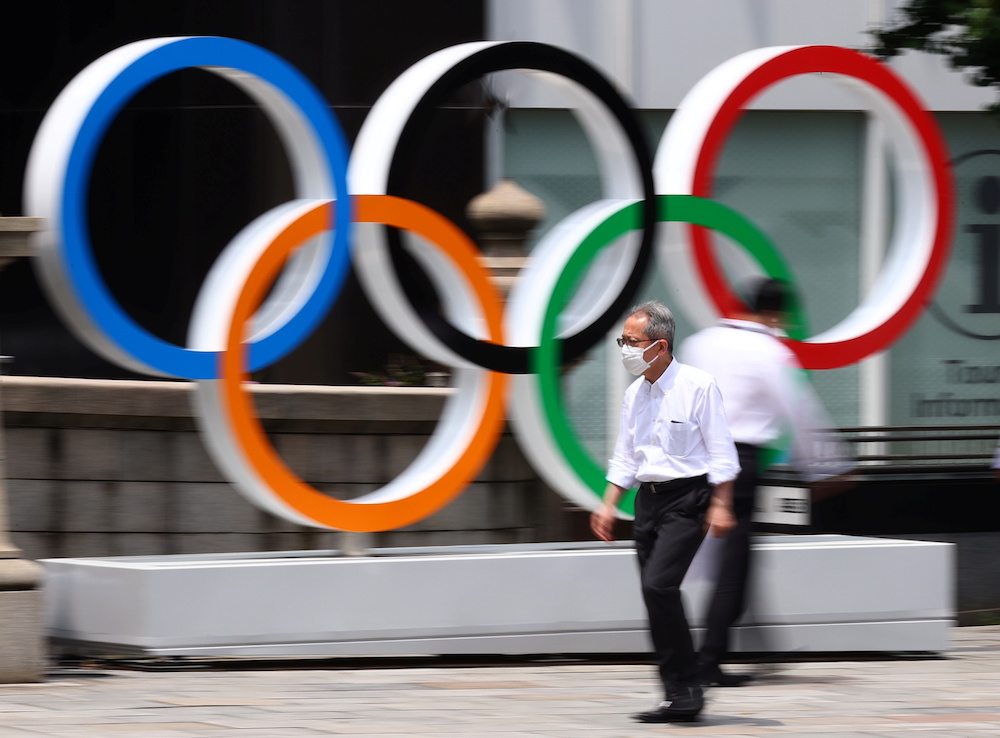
[698,443,760,670]
[633,475,711,694]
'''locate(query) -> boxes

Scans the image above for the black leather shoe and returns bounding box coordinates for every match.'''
[702,667,754,687]
[631,685,704,722]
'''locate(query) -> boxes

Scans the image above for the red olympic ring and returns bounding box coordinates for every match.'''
[685,46,954,369]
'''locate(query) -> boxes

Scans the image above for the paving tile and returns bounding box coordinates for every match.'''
[0,627,999,736]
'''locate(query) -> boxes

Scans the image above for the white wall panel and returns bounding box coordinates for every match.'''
[488,0,994,111]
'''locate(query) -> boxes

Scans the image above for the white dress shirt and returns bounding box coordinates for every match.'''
[678,318,851,481]
[606,358,741,489]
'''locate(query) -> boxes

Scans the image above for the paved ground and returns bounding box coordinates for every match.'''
[0,626,998,737]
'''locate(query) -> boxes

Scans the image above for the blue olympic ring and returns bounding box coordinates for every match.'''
[59,36,352,379]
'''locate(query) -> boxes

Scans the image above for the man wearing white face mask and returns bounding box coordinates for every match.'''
[591,300,740,724]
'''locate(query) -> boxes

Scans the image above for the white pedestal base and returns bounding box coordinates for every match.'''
[41,535,954,657]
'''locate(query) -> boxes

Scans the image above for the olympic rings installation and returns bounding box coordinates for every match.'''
[24,37,953,529]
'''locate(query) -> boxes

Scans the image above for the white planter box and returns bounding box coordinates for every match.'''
[41,535,954,657]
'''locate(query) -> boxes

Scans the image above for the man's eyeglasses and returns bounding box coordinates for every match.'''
[616,336,655,348]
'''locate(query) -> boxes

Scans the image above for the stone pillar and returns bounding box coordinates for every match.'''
[465,180,577,541]
[465,178,546,300]
[0,216,46,682]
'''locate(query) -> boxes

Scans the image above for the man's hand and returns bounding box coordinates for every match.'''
[590,504,617,542]
[704,499,735,538]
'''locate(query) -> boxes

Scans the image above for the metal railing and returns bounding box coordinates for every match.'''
[833,424,1000,470]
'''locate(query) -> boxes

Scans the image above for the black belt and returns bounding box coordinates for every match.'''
[639,474,707,494]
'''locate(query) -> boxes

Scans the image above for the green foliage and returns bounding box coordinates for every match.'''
[350,354,445,387]
[870,0,1000,110]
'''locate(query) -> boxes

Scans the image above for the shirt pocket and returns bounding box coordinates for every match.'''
[658,417,697,457]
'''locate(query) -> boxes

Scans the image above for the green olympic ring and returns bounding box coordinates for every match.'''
[533,194,807,515]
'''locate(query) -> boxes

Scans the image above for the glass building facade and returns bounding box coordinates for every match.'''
[503,106,1000,463]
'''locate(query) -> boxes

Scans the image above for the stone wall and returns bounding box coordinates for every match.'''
[4,377,997,624]
[2,377,573,561]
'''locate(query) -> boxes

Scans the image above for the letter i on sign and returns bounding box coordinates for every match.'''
[965,174,1000,314]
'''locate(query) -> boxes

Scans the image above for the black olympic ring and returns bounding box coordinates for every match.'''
[381,41,657,374]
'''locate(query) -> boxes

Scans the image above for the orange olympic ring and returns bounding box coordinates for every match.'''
[219,195,509,531]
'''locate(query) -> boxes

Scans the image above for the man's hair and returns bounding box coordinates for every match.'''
[629,300,675,352]
[748,277,789,315]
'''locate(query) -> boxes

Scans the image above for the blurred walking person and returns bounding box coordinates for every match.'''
[678,278,852,687]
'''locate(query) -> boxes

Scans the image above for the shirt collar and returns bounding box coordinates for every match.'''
[650,357,680,392]
[719,317,776,336]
